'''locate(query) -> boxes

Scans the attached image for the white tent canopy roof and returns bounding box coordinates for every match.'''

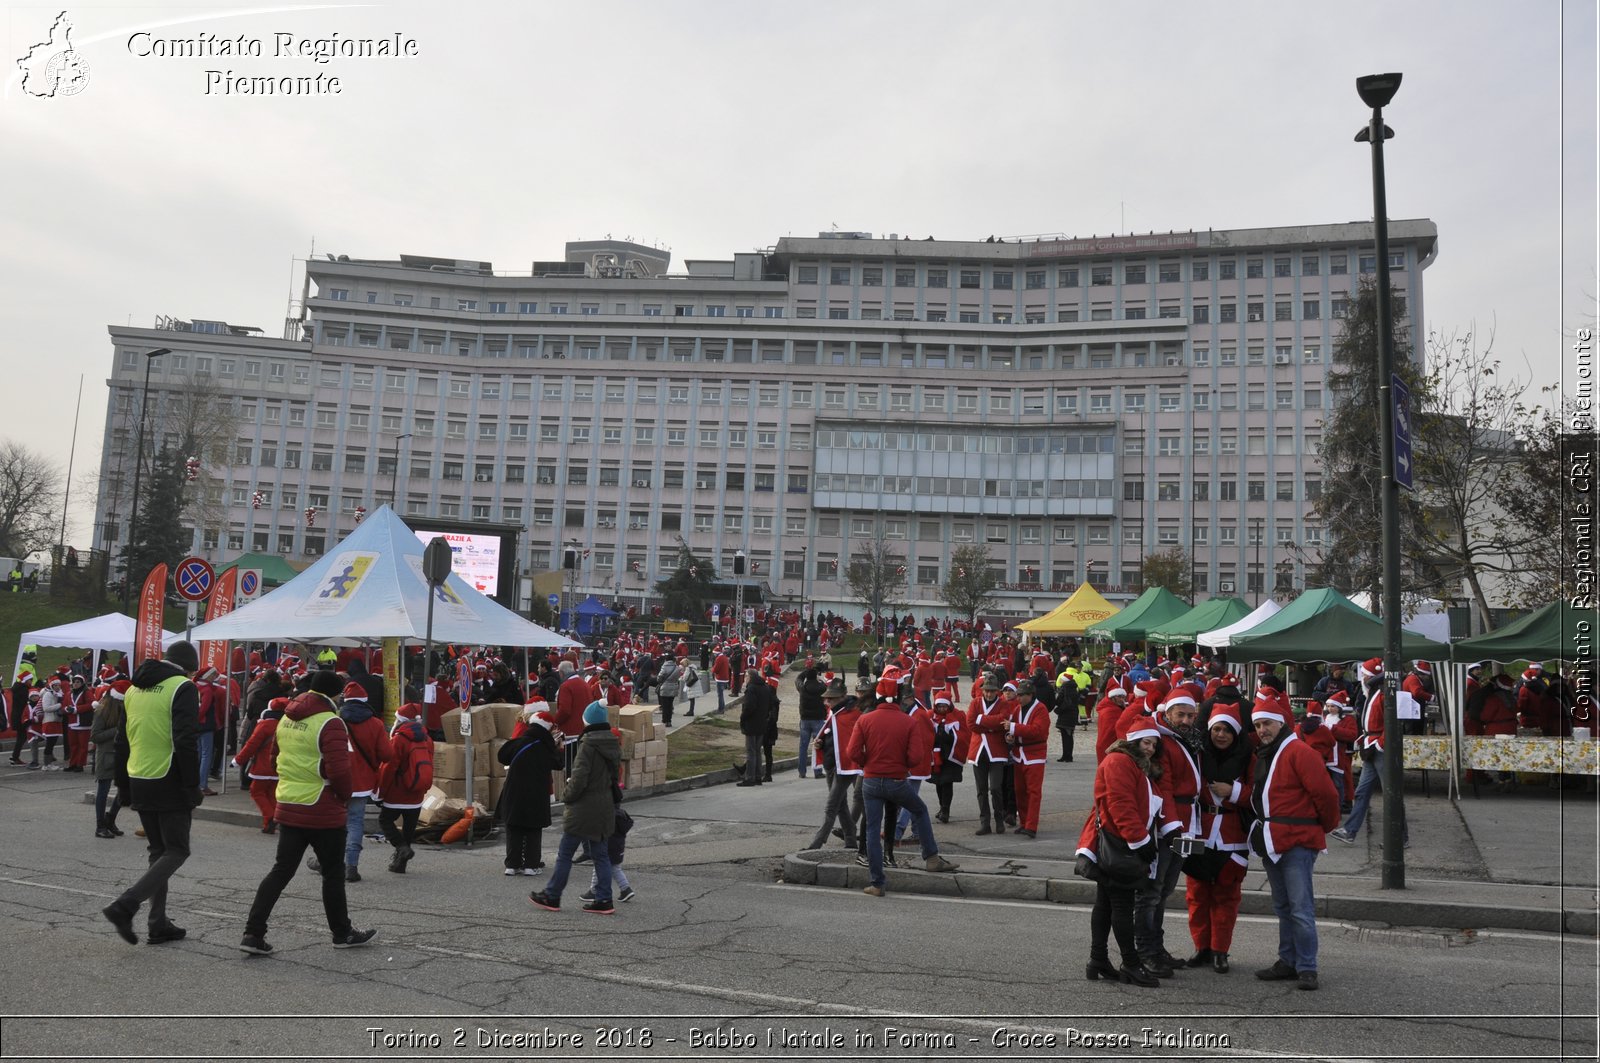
[1196,598,1284,650]
[191,506,579,648]
[14,613,182,676]
[1345,592,1452,645]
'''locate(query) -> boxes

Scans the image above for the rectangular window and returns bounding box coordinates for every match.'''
[1330,254,1348,275]
[1302,299,1320,320]
[1192,305,1209,324]
[1219,302,1237,324]
[1275,300,1294,322]
[1246,259,1264,279]
[1058,267,1079,287]
[1219,260,1236,280]
[1301,255,1320,276]
[1091,266,1113,286]
[1125,264,1146,284]
[1192,261,1209,281]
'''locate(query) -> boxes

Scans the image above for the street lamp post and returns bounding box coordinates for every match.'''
[1252,517,1264,606]
[121,347,171,612]
[1356,71,1407,890]
[387,432,412,506]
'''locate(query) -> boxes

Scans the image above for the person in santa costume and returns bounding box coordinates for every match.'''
[233,697,286,833]
[927,690,968,823]
[65,674,93,771]
[1134,691,1202,977]
[807,677,863,851]
[1401,660,1435,736]
[1330,658,1407,847]
[1007,677,1051,838]
[1515,662,1563,737]
[1079,711,1164,988]
[966,673,1015,836]
[1093,684,1132,763]
[1184,700,1253,973]
[90,679,131,838]
[1247,700,1341,990]
[496,704,556,876]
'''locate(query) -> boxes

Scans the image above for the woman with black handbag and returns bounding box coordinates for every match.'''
[1076,713,1164,988]
[1183,700,1254,973]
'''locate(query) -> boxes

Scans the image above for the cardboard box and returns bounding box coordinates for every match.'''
[435,775,490,801]
[434,744,468,779]
[619,731,637,760]
[639,739,668,759]
[489,739,509,778]
[618,706,656,738]
[643,754,666,774]
[441,705,496,744]
[652,723,668,742]
[486,703,522,739]
[607,704,621,728]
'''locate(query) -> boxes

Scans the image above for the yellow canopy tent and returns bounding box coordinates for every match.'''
[1014,584,1119,635]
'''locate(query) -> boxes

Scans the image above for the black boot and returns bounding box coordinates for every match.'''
[1118,959,1161,988]
[1186,948,1214,968]
[1085,955,1119,981]
[974,819,992,836]
[1212,952,1230,973]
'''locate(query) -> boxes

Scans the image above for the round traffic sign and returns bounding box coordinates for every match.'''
[239,570,260,597]
[174,556,215,601]
[547,593,560,607]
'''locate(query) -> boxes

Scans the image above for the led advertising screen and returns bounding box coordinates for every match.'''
[414,530,502,597]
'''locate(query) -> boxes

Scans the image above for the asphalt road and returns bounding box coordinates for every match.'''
[0,767,1593,1061]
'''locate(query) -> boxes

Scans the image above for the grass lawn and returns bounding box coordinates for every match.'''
[665,715,799,781]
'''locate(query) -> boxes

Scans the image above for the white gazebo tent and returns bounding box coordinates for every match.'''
[1196,598,1284,650]
[14,612,182,678]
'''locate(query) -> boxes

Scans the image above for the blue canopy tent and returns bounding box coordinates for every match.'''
[564,595,620,638]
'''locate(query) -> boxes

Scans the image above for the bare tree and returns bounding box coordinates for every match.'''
[1411,326,1536,629]
[159,377,240,536]
[1502,396,1589,606]
[0,440,64,559]
[939,543,1000,624]
[846,538,909,637]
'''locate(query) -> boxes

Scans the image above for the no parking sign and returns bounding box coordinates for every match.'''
[237,568,263,600]
[174,556,214,601]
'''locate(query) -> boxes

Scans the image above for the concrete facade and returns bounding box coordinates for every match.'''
[94,220,1437,617]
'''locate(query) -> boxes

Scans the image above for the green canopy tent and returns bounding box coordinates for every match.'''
[1228,587,1451,662]
[1087,587,1190,643]
[217,552,303,589]
[1450,600,1599,663]
[1146,596,1253,646]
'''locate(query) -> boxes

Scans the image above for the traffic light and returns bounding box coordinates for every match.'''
[733,551,746,576]
[563,547,577,571]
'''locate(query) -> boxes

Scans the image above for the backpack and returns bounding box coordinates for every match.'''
[400,731,434,792]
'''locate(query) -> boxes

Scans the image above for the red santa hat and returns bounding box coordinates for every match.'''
[1207,701,1244,733]
[98,664,116,680]
[1414,660,1432,674]
[933,691,953,707]
[1118,711,1161,743]
[1359,657,1384,681]
[1325,689,1351,707]
[267,697,291,713]
[525,709,556,730]
[1105,685,1130,700]
[108,679,132,700]
[1523,662,1543,679]
[341,682,368,701]
[1251,694,1287,726]
[1163,692,1198,712]
[397,702,423,721]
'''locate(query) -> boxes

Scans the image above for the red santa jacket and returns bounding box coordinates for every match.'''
[943,655,962,682]
[1198,747,1254,852]
[1360,688,1386,751]
[1297,715,1336,771]
[1009,698,1052,765]
[1151,712,1203,835]
[553,673,591,739]
[1249,731,1341,861]
[965,693,1016,764]
[712,654,731,683]
[931,709,968,772]
[378,718,434,808]
[1476,682,1519,736]
[906,704,936,780]
[1076,745,1160,865]
[815,701,864,775]
[234,714,280,780]
[911,659,937,693]
[343,709,393,798]
[1094,697,1129,763]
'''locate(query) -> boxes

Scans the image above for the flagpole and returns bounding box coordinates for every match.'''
[58,374,84,567]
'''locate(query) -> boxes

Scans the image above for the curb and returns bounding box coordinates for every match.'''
[781,851,1598,936]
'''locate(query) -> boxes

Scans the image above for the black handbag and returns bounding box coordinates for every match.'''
[1094,812,1151,885]
[1182,844,1232,882]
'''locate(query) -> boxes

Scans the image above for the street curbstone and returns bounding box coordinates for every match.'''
[782,853,817,885]
[953,873,1047,902]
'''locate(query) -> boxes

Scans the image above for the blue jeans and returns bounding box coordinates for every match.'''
[545,831,613,904]
[863,777,938,888]
[1263,845,1320,973]
[1343,748,1407,841]
[797,718,825,777]
[716,680,728,714]
[196,730,214,783]
[893,780,926,837]
[345,796,367,867]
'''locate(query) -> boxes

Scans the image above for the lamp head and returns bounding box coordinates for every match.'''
[1356,72,1402,109]
[144,347,171,359]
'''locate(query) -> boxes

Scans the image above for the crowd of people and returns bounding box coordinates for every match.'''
[0,618,1588,970]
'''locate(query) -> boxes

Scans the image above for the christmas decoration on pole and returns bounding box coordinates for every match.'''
[304,506,317,528]
[354,506,367,524]
[251,491,265,510]
[184,456,201,482]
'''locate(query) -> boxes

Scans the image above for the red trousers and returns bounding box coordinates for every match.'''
[66,728,90,768]
[1186,855,1247,952]
[248,778,278,828]
[1012,761,1044,832]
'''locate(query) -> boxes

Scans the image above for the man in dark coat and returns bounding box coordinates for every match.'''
[795,660,828,779]
[103,641,202,946]
[498,708,559,874]
[737,667,778,787]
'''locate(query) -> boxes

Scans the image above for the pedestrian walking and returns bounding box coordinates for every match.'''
[102,641,203,946]
[497,704,557,876]
[1079,713,1163,988]
[529,701,623,914]
[379,703,434,874]
[90,679,129,838]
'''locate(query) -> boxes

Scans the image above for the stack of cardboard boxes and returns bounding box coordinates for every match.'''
[437,702,524,806]
[615,705,669,791]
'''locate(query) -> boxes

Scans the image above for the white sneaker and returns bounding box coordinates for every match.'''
[521,866,543,876]
[1328,827,1354,844]
[504,867,520,876]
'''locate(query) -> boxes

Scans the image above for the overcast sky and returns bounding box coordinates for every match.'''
[1,0,1594,554]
